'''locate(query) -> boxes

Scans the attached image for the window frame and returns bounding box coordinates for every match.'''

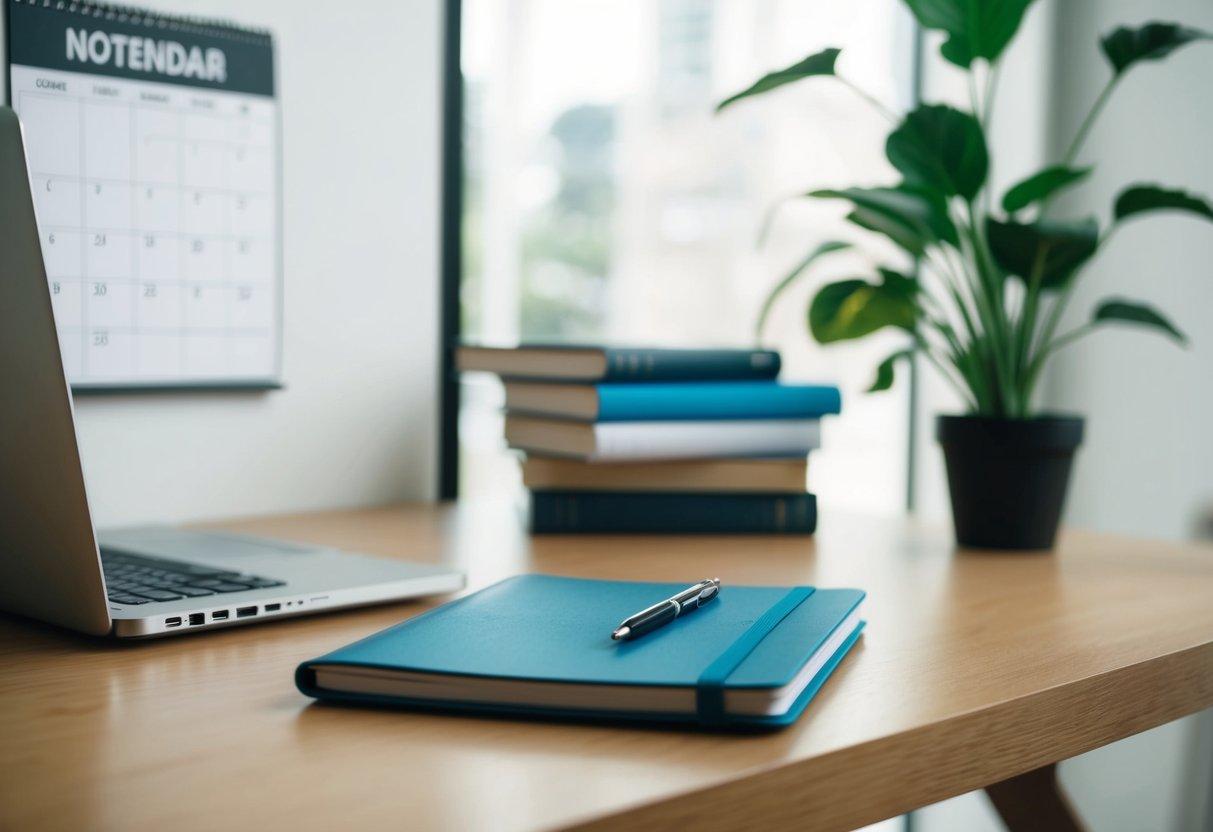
[438,0,463,499]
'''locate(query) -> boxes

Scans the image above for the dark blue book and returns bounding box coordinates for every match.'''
[504,380,841,421]
[456,345,780,382]
[530,491,817,535]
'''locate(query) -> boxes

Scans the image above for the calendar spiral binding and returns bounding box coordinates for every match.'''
[10,0,272,45]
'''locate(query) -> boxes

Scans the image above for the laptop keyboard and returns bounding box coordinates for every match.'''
[101,549,285,605]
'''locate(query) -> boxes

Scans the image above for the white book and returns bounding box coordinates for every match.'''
[504,415,821,461]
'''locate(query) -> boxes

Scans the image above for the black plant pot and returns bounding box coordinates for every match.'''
[936,414,1084,551]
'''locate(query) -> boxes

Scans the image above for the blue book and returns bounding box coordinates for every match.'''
[530,491,817,534]
[456,345,781,382]
[296,575,865,729]
[504,380,842,422]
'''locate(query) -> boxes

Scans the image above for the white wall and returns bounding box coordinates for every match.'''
[1040,2,1213,829]
[1,0,444,526]
[915,1,1213,830]
[1044,0,1213,541]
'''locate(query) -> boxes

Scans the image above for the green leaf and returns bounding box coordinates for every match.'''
[986,216,1100,288]
[808,269,919,344]
[904,0,1036,68]
[1114,184,1213,223]
[811,185,958,255]
[755,241,852,340]
[846,208,922,256]
[716,48,840,113]
[868,348,915,392]
[1093,298,1187,345]
[885,104,988,200]
[1002,165,1092,213]
[1101,22,1212,76]
[875,267,919,298]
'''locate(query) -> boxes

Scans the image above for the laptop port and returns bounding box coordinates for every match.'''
[236,606,257,618]
[164,616,182,628]
[212,609,229,621]
[188,613,205,626]
[264,603,281,612]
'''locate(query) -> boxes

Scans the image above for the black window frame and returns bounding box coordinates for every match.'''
[438,0,462,499]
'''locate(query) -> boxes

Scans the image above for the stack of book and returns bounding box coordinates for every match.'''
[456,345,842,534]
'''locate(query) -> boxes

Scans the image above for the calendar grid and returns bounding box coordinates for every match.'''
[129,100,138,374]
[6,0,281,389]
[78,94,89,375]
[177,107,188,377]
[9,63,280,388]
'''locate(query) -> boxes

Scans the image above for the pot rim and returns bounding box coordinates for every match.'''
[936,412,1084,450]
[936,412,1083,424]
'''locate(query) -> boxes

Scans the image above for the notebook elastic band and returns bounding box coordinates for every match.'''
[695,586,814,725]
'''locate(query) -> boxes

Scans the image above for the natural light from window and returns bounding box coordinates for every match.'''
[460,0,918,516]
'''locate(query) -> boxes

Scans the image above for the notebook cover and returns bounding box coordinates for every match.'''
[529,491,817,534]
[296,575,864,728]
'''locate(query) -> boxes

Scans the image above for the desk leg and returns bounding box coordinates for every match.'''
[984,764,1087,832]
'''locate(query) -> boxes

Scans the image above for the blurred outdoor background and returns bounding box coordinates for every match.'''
[459,0,916,516]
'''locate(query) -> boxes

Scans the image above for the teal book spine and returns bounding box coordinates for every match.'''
[594,382,841,421]
[600,348,780,381]
[530,491,817,534]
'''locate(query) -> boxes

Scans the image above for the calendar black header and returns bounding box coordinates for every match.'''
[6,0,275,97]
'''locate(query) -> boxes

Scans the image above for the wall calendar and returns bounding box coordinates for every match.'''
[5,0,281,389]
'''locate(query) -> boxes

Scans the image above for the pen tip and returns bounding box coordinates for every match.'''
[612,626,630,641]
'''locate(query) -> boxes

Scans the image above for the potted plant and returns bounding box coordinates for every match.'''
[717,4,1211,550]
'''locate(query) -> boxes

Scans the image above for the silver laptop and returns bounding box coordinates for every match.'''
[0,106,464,638]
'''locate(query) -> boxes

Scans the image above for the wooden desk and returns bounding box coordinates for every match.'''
[2,502,1212,832]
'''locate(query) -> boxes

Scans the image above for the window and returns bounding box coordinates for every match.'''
[455,0,919,513]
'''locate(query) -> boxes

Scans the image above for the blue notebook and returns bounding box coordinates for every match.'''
[296,575,865,729]
[503,380,842,422]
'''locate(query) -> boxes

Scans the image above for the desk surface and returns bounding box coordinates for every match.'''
[2,502,1212,832]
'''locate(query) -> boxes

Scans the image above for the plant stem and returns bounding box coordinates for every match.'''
[1014,244,1051,405]
[920,296,965,358]
[961,201,1019,414]
[1032,294,1064,358]
[980,62,1001,216]
[1026,322,1096,397]
[951,251,1004,413]
[754,190,801,247]
[982,61,1001,130]
[921,245,993,410]
[914,332,978,411]
[927,249,982,348]
[1044,323,1095,354]
[1023,222,1115,396]
[837,77,900,124]
[1060,77,1118,166]
[1022,287,1079,398]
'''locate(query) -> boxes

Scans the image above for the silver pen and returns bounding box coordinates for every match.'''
[611,578,721,641]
